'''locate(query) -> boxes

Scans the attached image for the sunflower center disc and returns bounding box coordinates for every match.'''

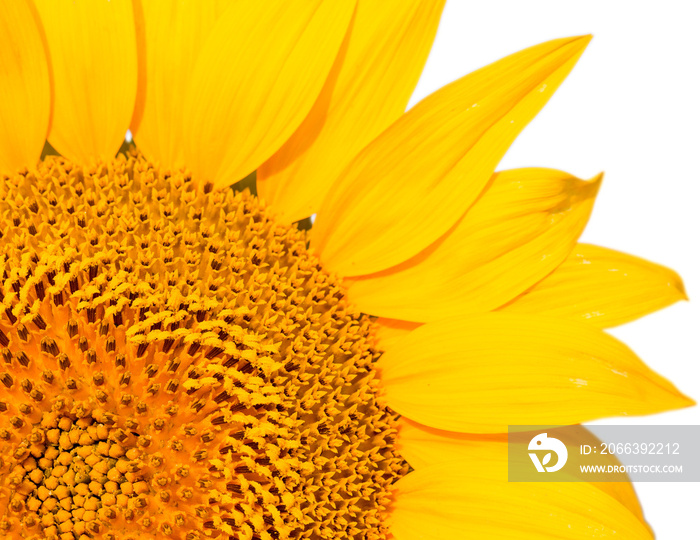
[0,152,405,540]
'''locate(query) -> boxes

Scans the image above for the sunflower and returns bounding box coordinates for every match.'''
[0,1,692,539]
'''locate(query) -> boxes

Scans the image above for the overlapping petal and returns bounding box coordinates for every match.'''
[379,313,693,433]
[396,418,648,527]
[373,318,420,351]
[183,0,355,188]
[396,417,505,470]
[0,0,51,175]
[500,243,687,327]
[132,0,228,169]
[311,35,591,277]
[257,0,445,224]
[349,168,600,322]
[34,0,138,164]
[391,447,653,539]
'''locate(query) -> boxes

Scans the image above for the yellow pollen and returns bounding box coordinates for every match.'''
[0,152,405,540]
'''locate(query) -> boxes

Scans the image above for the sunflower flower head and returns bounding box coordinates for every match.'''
[0,1,693,539]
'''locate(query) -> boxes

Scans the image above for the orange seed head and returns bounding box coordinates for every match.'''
[0,152,405,540]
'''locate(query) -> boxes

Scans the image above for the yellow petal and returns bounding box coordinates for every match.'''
[34,0,138,164]
[380,313,693,433]
[183,0,355,188]
[129,0,146,135]
[348,168,600,322]
[396,417,506,470]
[396,418,648,527]
[373,318,421,351]
[311,35,591,277]
[132,0,228,169]
[392,460,653,539]
[257,0,445,224]
[0,0,51,174]
[500,243,687,327]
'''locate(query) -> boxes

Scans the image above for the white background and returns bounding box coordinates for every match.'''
[411,1,700,537]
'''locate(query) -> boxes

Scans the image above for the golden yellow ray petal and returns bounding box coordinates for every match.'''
[396,417,506,470]
[0,0,51,174]
[311,35,591,277]
[348,168,600,322]
[391,460,653,539]
[132,0,228,170]
[373,317,421,351]
[183,0,355,188]
[257,0,445,224]
[129,0,146,135]
[396,418,648,528]
[500,243,687,327]
[34,0,138,164]
[380,313,693,433]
